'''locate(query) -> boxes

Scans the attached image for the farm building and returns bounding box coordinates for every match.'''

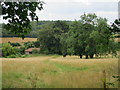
[25,48,40,54]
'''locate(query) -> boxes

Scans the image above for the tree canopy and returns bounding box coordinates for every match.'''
[1,1,44,39]
[37,13,119,58]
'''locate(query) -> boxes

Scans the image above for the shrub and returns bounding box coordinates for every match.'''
[9,42,21,47]
[24,41,35,49]
[19,46,26,55]
[2,43,21,57]
[20,54,28,58]
[33,41,40,48]
[2,43,18,57]
[7,55,17,58]
[32,49,39,54]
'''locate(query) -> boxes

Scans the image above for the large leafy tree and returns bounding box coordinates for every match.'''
[68,13,98,58]
[53,20,69,33]
[1,1,44,39]
[37,24,61,54]
[67,21,85,58]
[67,13,117,59]
[37,21,69,55]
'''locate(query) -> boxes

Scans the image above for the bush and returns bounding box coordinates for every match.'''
[19,46,26,55]
[9,42,21,47]
[33,41,40,48]
[7,55,17,58]
[20,54,28,58]
[32,49,39,54]
[24,41,35,49]
[2,43,18,57]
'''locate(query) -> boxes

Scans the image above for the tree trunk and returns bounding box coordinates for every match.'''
[63,53,67,57]
[86,55,88,59]
[79,55,82,59]
[90,54,94,58]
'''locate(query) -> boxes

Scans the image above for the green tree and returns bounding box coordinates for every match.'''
[53,20,69,33]
[67,13,117,59]
[37,21,69,55]
[37,24,61,54]
[60,33,68,57]
[1,1,44,39]
[2,43,18,57]
[67,21,86,58]
[67,14,98,58]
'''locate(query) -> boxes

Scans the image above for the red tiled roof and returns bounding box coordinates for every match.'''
[25,48,40,52]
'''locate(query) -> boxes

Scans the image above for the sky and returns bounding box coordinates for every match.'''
[0,0,119,24]
[36,0,119,24]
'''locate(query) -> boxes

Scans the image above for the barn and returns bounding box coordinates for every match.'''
[25,48,40,54]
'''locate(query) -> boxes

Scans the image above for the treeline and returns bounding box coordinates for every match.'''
[1,20,71,38]
[37,13,120,58]
[1,13,120,59]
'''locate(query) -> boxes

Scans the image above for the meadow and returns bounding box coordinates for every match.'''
[0,37,37,44]
[2,55,118,88]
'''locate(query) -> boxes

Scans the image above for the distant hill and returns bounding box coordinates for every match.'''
[1,20,72,38]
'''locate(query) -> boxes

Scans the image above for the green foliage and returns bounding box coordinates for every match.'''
[24,41,35,49]
[37,15,120,58]
[1,1,44,39]
[38,24,60,54]
[9,42,21,47]
[11,13,118,58]
[2,43,19,57]
[32,49,39,54]
[19,46,26,55]
[53,20,69,33]
[38,21,69,55]
[20,54,28,58]
[33,41,40,48]
[6,55,17,58]
[67,13,118,58]
[23,41,40,49]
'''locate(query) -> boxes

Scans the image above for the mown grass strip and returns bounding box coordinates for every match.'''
[43,60,91,72]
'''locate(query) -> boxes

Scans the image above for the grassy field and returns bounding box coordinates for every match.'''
[0,37,37,44]
[2,55,118,88]
[114,38,120,42]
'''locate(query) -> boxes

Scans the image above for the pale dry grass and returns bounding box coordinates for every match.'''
[2,56,118,88]
[0,37,37,44]
[114,38,120,42]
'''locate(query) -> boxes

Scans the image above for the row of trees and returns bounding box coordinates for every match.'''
[37,13,120,59]
[1,21,71,38]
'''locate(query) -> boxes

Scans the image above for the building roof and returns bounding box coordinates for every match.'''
[25,48,40,52]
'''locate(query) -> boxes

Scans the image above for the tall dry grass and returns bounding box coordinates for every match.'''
[2,56,118,88]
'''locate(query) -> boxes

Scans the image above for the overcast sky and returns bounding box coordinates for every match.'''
[0,0,119,24]
[36,0,119,24]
